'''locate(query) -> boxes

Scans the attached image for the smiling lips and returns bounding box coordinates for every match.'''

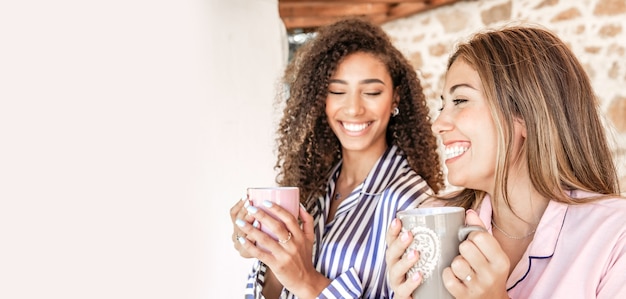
[341,121,372,133]
[444,144,469,159]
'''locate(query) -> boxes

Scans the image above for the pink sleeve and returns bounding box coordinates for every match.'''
[597,231,626,298]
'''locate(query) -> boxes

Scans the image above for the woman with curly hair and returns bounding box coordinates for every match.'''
[230,18,443,298]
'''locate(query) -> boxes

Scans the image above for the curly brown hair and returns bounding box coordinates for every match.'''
[274,18,444,204]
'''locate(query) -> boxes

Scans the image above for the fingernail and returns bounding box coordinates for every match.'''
[237,237,246,244]
[401,231,410,242]
[262,200,273,208]
[252,220,260,228]
[411,271,421,282]
[243,197,250,207]
[300,203,306,210]
[235,219,245,227]
[391,218,399,228]
[407,250,415,259]
[246,206,258,214]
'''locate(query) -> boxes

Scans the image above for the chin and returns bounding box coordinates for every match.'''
[446,175,466,189]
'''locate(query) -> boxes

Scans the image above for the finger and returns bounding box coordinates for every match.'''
[231,216,257,259]
[395,268,422,299]
[245,205,292,248]
[385,218,403,244]
[465,209,486,228]
[260,200,300,229]
[240,197,253,220]
[250,201,298,238]
[385,220,408,267]
[234,228,273,262]
[235,216,282,257]
[386,230,417,287]
[464,229,509,268]
[450,255,474,283]
[229,197,246,220]
[231,197,254,239]
[299,204,315,241]
[443,267,466,296]
[461,234,510,288]
[230,196,253,227]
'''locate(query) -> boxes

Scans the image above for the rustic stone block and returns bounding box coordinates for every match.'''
[481,2,512,25]
[429,43,449,57]
[535,0,559,9]
[594,0,626,15]
[585,46,602,54]
[436,9,469,33]
[551,7,582,22]
[599,24,622,37]
[609,61,620,79]
[607,96,626,133]
[409,51,423,70]
[412,34,425,43]
[608,44,625,56]
[583,62,596,78]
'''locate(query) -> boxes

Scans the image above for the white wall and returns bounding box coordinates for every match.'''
[207,0,287,297]
[0,0,285,298]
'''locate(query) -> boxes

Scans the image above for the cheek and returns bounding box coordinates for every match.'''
[324,100,334,118]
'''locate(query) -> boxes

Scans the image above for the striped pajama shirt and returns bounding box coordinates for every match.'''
[244,145,433,298]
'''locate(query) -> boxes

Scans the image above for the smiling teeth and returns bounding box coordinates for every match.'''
[343,122,369,132]
[445,146,468,159]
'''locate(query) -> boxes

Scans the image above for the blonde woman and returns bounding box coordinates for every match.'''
[386,25,626,299]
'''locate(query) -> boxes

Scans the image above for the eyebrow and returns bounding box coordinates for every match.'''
[329,78,386,85]
[448,83,477,94]
[440,83,478,101]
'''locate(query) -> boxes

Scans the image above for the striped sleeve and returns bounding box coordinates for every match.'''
[244,260,267,299]
[317,267,363,299]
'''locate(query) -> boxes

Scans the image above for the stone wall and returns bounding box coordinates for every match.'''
[382,0,626,191]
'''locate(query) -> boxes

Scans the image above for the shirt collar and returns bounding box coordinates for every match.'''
[477,194,568,257]
[477,193,569,289]
[360,145,404,197]
[326,145,404,200]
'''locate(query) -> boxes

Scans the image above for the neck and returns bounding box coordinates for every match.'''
[339,145,388,184]
[490,175,549,237]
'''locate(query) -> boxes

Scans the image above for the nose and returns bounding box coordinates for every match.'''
[431,110,451,135]
[344,92,365,116]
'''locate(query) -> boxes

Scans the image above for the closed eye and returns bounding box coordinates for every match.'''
[328,91,345,95]
[439,98,467,111]
[452,98,467,105]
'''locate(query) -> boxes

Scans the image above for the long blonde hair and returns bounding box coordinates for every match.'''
[444,25,621,209]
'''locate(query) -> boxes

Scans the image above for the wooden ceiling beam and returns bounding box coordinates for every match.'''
[279,0,465,31]
[282,16,358,30]
[281,0,427,3]
[280,3,389,18]
[387,3,428,18]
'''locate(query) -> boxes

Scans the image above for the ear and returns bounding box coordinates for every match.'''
[393,92,400,109]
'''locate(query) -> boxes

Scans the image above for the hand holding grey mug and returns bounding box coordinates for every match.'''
[397,207,485,299]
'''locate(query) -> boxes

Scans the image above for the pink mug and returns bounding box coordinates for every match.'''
[247,187,300,250]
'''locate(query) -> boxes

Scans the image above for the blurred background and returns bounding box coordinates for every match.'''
[0,0,623,298]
